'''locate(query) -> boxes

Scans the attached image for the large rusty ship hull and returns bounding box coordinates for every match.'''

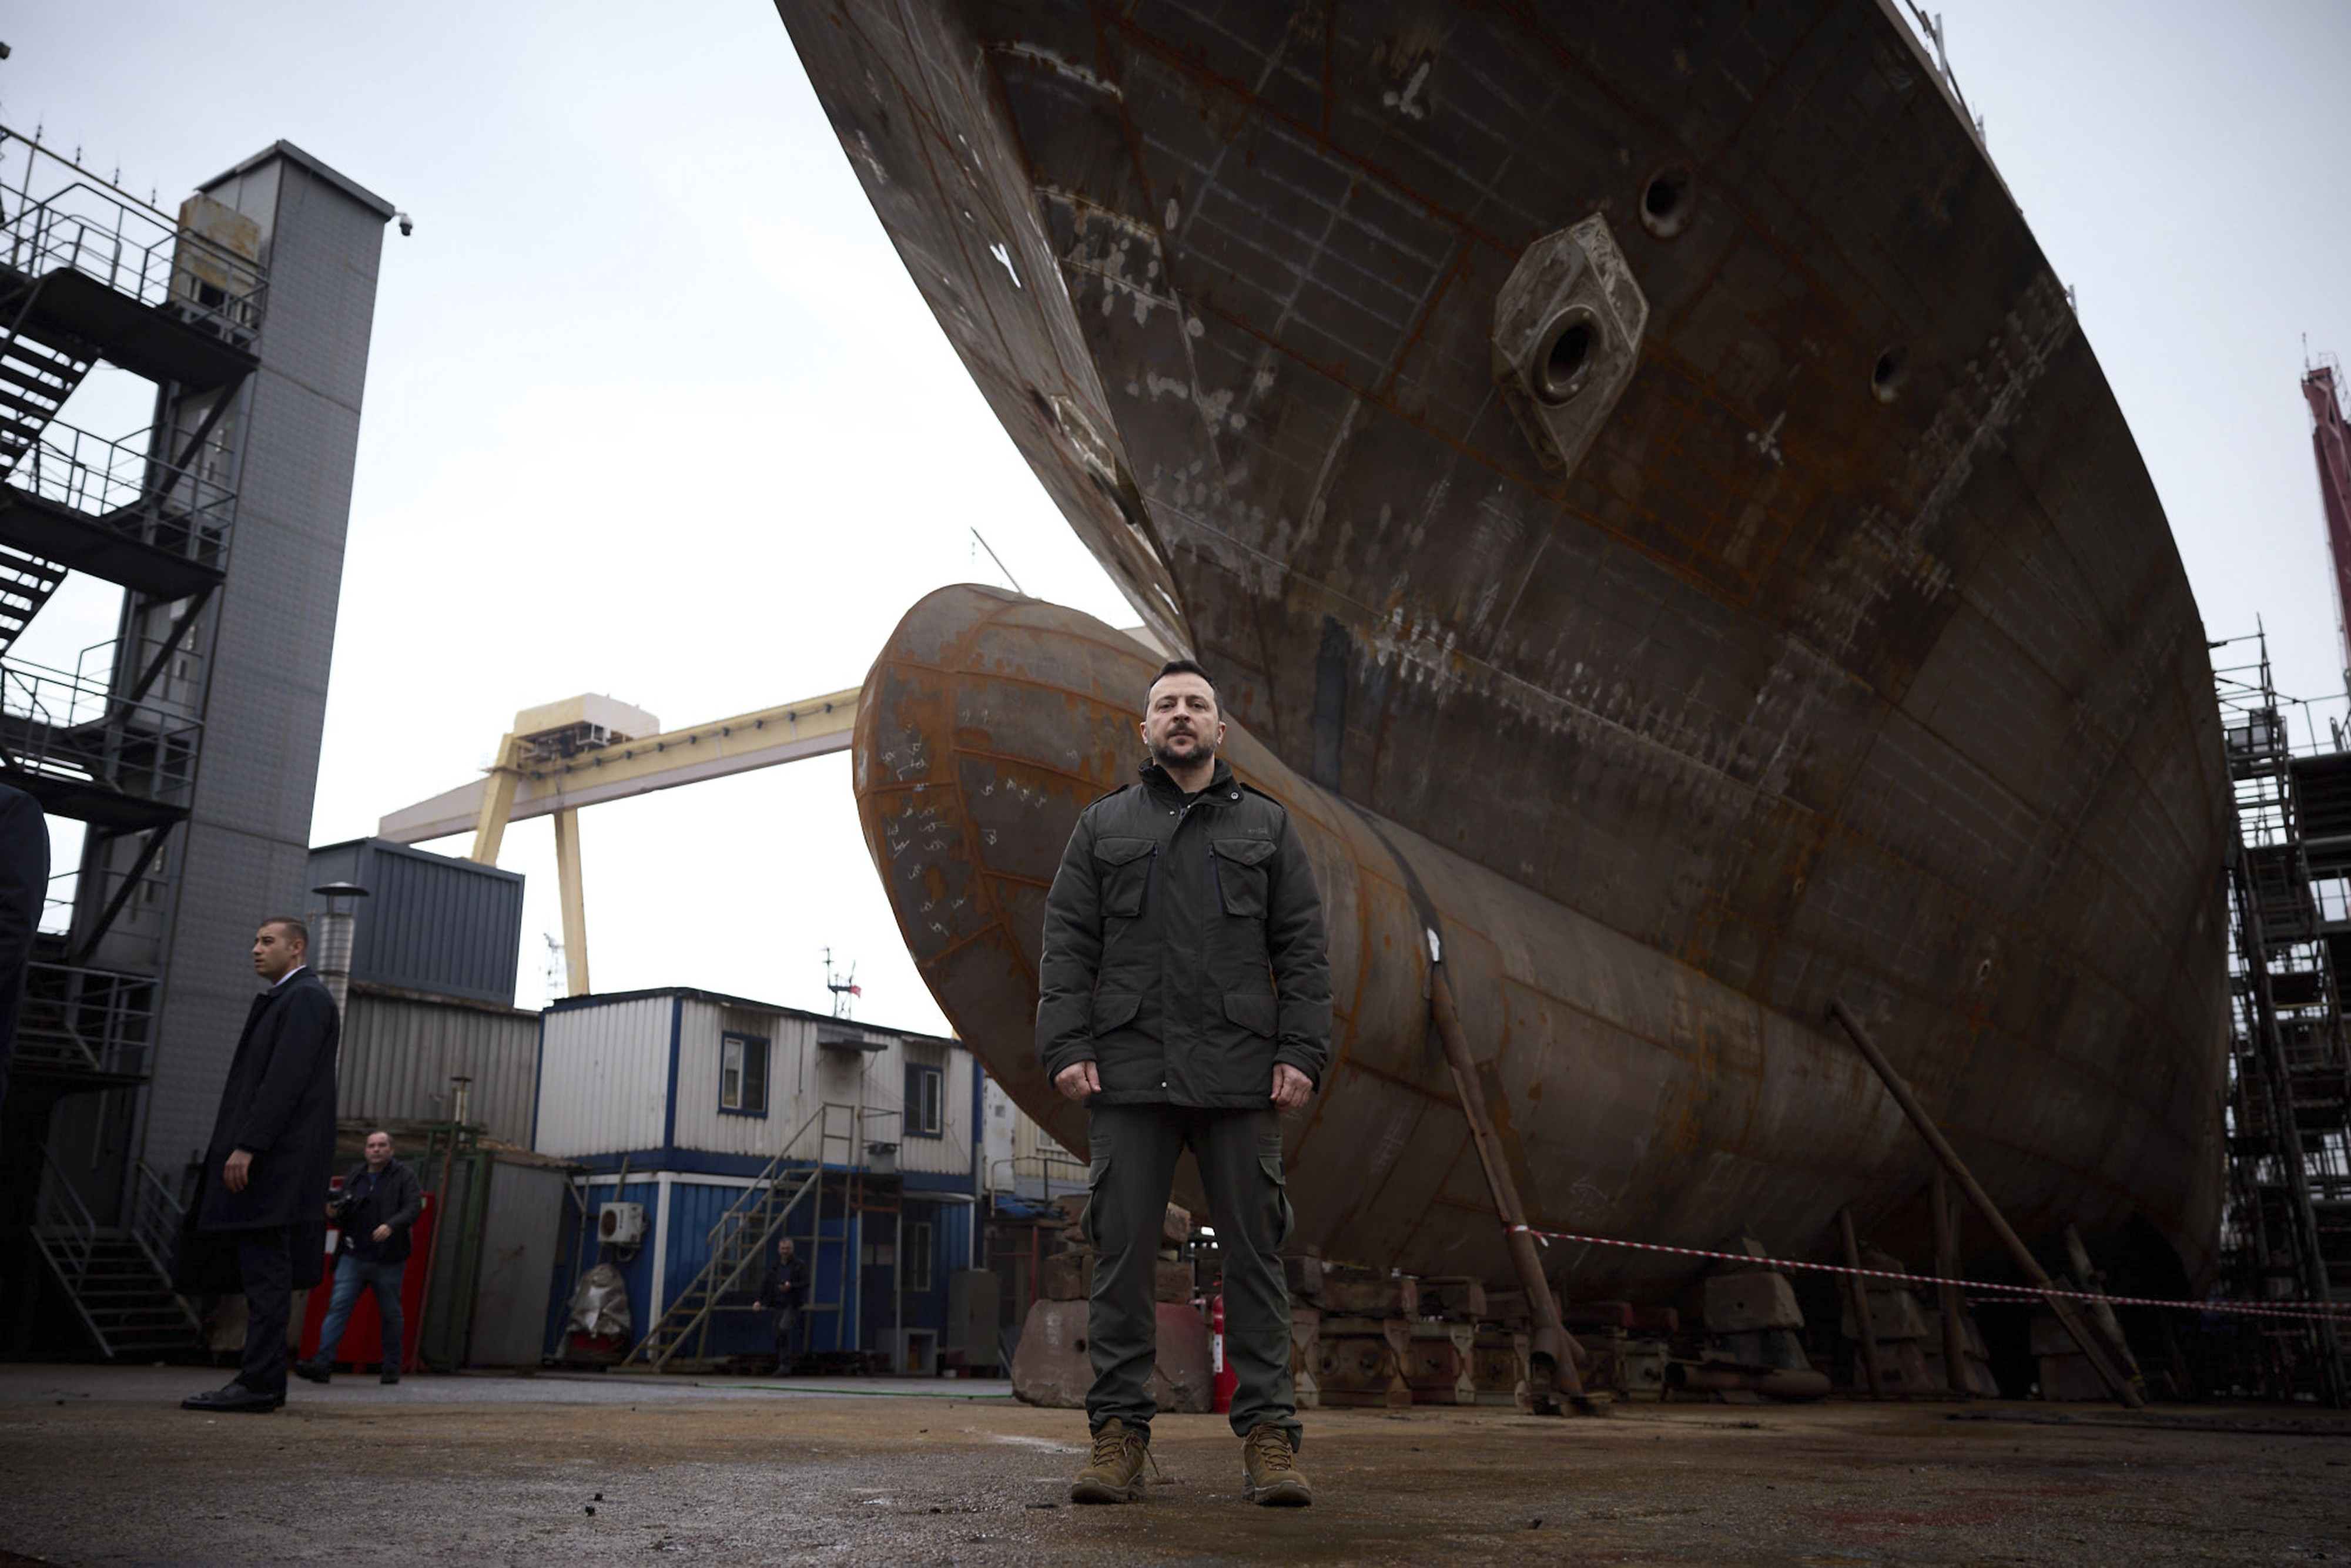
[786,0,2230,1282]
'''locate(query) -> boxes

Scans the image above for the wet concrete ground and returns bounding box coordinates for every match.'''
[1,1364,2345,1565]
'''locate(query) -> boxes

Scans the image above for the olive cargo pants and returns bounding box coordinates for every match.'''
[1084,1104,1301,1445]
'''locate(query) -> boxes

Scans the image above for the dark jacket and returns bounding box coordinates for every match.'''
[182,969,339,1281]
[757,1247,808,1311]
[1036,757,1332,1108]
[0,783,47,1111]
[331,1156,424,1264]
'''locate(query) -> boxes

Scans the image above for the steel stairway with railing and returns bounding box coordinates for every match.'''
[0,274,96,651]
[0,330,91,475]
[29,1158,204,1361]
[624,1102,866,1372]
[0,544,62,650]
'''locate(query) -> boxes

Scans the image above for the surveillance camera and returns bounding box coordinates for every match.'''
[396,211,413,237]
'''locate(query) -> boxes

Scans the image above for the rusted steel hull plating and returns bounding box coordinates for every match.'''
[794,0,2231,1289]
[857,589,2173,1295]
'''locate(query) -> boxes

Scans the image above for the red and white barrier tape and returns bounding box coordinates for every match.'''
[1506,1224,2351,1325]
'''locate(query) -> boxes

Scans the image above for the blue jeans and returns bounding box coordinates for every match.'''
[317,1255,407,1365]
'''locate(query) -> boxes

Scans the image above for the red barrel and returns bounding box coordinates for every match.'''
[1210,1293,1236,1413]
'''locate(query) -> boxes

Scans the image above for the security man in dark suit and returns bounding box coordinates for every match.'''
[0,782,48,1120]
[178,917,340,1413]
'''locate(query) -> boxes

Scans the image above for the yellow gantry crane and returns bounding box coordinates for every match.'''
[377,689,860,997]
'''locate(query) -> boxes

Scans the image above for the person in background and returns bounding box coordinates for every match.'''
[294,1129,423,1386]
[0,782,48,1124]
[177,918,340,1414]
[756,1234,808,1372]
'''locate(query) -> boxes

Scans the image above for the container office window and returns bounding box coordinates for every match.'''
[721,1033,770,1115]
[905,1062,943,1138]
[905,1218,933,1293]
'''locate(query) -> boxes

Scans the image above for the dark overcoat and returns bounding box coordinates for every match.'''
[173,968,339,1294]
[0,783,48,1110]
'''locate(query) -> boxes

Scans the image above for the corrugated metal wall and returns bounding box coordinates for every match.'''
[982,1076,1084,1197]
[533,995,674,1155]
[664,1002,979,1178]
[669,1002,822,1157]
[309,837,524,1004]
[544,1174,871,1359]
[339,986,540,1145]
[895,1038,974,1177]
[530,990,986,1185]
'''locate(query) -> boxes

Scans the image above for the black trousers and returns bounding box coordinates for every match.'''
[235,1228,295,1393]
[1084,1103,1298,1443]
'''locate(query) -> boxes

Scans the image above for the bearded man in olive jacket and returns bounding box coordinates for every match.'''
[1039,659,1330,1509]
[178,917,340,1413]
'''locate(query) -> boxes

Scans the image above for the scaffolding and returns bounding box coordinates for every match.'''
[2212,630,2350,1404]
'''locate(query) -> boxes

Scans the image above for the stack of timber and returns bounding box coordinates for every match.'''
[1303,1266,1533,1412]
[1567,1301,1677,1402]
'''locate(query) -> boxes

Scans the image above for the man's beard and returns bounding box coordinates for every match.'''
[1149,731,1216,771]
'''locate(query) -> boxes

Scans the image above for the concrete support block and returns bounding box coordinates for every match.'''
[1704,1271,1804,1332]
[1007,1298,1211,1413]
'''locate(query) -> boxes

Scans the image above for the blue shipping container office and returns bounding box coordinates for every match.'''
[531,987,981,1364]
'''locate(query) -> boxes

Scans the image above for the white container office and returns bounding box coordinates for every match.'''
[531,987,982,1365]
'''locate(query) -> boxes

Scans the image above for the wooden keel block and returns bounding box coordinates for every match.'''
[1417,1276,1488,1321]
[1320,1271,1418,1318]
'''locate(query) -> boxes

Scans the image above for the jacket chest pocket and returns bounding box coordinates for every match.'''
[1210,837,1277,918]
[1094,836,1157,919]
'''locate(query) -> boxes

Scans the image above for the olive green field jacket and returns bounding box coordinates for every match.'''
[1036,758,1332,1108]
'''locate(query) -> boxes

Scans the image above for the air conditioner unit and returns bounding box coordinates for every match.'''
[598,1201,646,1248]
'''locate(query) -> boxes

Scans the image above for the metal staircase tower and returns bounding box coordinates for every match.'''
[2213,631,2350,1405]
[0,125,264,1358]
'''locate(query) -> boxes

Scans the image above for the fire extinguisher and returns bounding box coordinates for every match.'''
[1210,1291,1236,1413]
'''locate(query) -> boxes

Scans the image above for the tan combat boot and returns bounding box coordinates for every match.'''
[1241,1422,1312,1506]
[1069,1417,1150,1503]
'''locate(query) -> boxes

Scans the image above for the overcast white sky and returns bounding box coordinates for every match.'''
[9,2,2350,1030]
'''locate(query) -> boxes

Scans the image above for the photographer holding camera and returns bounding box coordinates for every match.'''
[294,1130,423,1386]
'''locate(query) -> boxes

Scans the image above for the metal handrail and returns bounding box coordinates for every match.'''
[627,1101,867,1370]
[8,416,236,568]
[0,655,202,807]
[0,128,268,343]
[128,1163,196,1319]
[11,958,158,1077]
[31,1152,99,1280]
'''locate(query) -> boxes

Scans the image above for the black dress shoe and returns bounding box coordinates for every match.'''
[292,1358,332,1384]
[380,1367,399,1385]
[181,1382,284,1413]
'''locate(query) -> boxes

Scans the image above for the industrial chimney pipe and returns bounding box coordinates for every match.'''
[309,880,369,1020]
